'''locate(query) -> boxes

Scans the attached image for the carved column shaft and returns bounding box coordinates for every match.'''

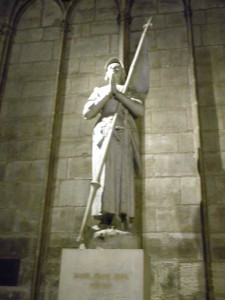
[183,1,213,299]
[115,0,133,72]
[30,16,71,300]
[0,22,14,105]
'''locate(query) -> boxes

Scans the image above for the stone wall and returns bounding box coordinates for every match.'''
[131,1,205,299]
[0,0,225,299]
[192,1,225,299]
[0,1,62,299]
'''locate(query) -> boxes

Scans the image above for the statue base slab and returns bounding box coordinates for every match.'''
[58,249,144,300]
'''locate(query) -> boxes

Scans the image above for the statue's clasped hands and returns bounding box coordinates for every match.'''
[108,75,120,100]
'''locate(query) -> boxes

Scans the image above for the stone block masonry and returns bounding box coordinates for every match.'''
[0,1,63,299]
[0,0,225,299]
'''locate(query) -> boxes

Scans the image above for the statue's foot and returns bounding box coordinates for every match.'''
[91,223,111,232]
[91,225,101,231]
[93,227,131,239]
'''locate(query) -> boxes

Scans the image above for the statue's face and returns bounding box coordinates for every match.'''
[106,63,123,83]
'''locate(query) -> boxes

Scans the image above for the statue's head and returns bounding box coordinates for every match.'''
[104,57,126,84]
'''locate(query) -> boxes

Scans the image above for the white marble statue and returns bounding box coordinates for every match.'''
[83,57,144,230]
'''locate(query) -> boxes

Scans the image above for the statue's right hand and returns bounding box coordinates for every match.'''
[109,76,117,95]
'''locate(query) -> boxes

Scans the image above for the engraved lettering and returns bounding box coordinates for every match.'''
[114,273,129,281]
[74,273,90,279]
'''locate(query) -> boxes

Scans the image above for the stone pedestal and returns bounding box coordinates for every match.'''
[58,249,144,300]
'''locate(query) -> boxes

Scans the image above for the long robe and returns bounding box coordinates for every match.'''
[83,85,142,219]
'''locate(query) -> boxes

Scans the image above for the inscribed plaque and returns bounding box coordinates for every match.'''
[58,249,143,300]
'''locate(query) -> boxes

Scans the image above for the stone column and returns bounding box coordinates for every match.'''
[0,22,14,102]
[182,0,213,298]
[115,0,133,71]
[30,16,70,300]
